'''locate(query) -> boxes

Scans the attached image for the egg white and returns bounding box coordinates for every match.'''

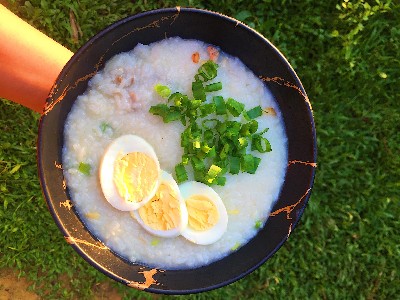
[179,181,228,245]
[132,171,188,238]
[99,134,161,211]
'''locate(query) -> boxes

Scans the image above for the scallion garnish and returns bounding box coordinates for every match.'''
[149,60,272,186]
[241,154,261,174]
[149,104,181,123]
[151,238,160,246]
[231,242,241,251]
[245,105,263,120]
[78,162,91,176]
[175,163,188,183]
[100,122,112,133]
[204,82,222,92]
[154,84,171,98]
[226,98,245,117]
[255,220,263,229]
[206,164,222,184]
[229,156,240,175]
[252,134,272,153]
[196,60,218,81]
[200,103,216,117]
[192,80,206,101]
[213,96,226,115]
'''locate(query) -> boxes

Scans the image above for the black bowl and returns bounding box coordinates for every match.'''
[38,7,316,294]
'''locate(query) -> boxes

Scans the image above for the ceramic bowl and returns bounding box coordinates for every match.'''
[38,7,316,294]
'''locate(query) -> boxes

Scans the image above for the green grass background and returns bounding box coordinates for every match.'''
[1,0,399,299]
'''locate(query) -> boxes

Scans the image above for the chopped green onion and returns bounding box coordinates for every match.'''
[164,109,181,123]
[225,121,241,139]
[151,238,160,246]
[231,242,241,251]
[259,127,270,135]
[197,60,218,81]
[252,134,272,153]
[200,103,215,113]
[154,84,171,98]
[213,96,226,115]
[226,98,245,117]
[249,120,259,134]
[180,115,187,126]
[168,92,184,104]
[220,143,230,159]
[190,99,202,109]
[175,164,188,183]
[201,144,212,154]
[149,103,168,117]
[215,176,227,186]
[149,104,181,123]
[182,156,189,165]
[191,170,202,182]
[203,128,214,141]
[193,140,201,149]
[229,156,240,174]
[205,146,217,158]
[200,103,216,117]
[191,156,205,171]
[245,106,263,120]
[100,122,112,133]
[192,80,206,101]
[206,164,222,183]
[236,137,248,149]
[255,220,263,229]
[204,82,222,92]
[78,162,91,176]
[216,120,227,134]
[173,97,183,107]
[241,154,261,174]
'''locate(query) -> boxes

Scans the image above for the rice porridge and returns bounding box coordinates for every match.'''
[62,37,288,269]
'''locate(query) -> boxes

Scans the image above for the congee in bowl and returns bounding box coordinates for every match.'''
[62,37,288,269]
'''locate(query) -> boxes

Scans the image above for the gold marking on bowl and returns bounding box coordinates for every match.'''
[269,188,311,220]
[288,160,317,168]
[60,199,73,210]
[112,12,180,47]
[127,268,163,290]
[64,236,109,250]
[259,76,312,111]
[43,62,103,115]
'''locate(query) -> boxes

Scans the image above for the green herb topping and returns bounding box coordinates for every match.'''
[154,84,172,98]
[100,122,112,133]
[150,60,272,186]
[255,220,263,229]
[78,162,91,176]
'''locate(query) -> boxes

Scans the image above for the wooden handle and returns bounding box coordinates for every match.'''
[0,5,73,113]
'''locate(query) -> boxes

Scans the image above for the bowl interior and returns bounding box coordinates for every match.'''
[38,7,316,294]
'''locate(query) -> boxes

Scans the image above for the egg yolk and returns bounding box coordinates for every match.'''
[138,183,181,231]
[186,195,219,231]
[113,152,158,203]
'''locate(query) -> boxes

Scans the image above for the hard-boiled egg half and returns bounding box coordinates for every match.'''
[132,171,188,238]
[179,181,228,245]
[99,135,161,211]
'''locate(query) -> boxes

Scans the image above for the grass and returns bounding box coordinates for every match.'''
[1,0,399,299]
